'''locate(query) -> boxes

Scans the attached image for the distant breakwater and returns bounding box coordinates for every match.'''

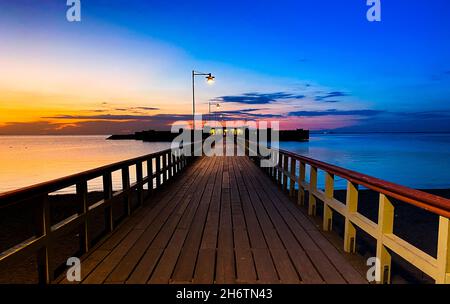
[108,129,309,142]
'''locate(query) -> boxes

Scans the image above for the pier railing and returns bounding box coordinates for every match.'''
[0,145,195,284]
[249,144,450,284]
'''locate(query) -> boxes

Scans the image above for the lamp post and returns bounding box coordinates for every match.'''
[192,70,215,131]
[208,101,220,123]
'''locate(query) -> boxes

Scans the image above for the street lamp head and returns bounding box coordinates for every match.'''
[216,103,220,109]
[206,74,215,84]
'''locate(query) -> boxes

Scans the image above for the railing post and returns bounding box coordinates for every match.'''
[76,181,90,253]
[436,216,450,284]
[180,153,185,170]
[155,155,161,189]
[344,181,358,253]
[297,161,306,206]
[276,152,282,186]
[258,145,263,168]
[289,158,296,197]
[136,162,144,206]
[147,159,154,197]
[121,166,132,216]
[103,173,114,232]
[162,153,167,184]
[376,193,394,284]
[308,166,317,216]
[35,194,53,284]
[283,154,289,192]
[266,148,272,177]
[172,151,177,175]
[323,172,334,231]
[268,154,273,178]
[272,151,277,182]
[168,151,173,178]
[177,150,182,171]
[178,150,184,171]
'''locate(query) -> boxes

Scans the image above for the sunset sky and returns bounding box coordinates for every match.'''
[1,0,450,134]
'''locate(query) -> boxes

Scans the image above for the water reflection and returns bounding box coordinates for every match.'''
[0,136,170,193]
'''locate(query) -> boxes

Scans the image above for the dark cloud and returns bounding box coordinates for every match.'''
[42,114,155,121]
[215,110,282,119]
[326,91,348,98]
[41,109,383,126]
[431,70,450,81]
[0,120,164,135]
[4,109,450,135]
[315,91,348,102]
[335,112,450,133]
[2,114,195,135]
[115,106,159,111]
[216,92,305,105]
[288,109,383,117]
[135,106,160,111]
[43,111,160,121]
[396,110,450,119]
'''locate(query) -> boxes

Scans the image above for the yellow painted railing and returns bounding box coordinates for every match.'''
[0,145,195,284]
[250,145,450,284]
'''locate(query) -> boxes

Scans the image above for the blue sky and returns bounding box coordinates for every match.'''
[1,0,450,133]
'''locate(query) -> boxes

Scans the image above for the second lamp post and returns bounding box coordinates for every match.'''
[192,70,215,130]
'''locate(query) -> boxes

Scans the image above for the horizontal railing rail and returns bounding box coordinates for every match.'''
[277,149,450,218]
[248,143,450,284]
[0,144,197,283]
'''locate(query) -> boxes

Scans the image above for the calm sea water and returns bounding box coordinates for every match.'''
[280,133,450,190]
[0,134,449,194]
[0,136,170,194]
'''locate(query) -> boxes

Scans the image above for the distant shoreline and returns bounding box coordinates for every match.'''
[2,131,450,136]
[311,131,450,134]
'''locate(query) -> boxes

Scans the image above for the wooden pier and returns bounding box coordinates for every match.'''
[1,141,450,284]
[57,155,365,284]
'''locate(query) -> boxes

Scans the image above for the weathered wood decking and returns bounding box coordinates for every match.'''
[57,155,367,284]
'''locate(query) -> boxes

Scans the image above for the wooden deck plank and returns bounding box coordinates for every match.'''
[56,179,182,284]
[57,207,149,284]
[241,158,339,283]
[228,158,257,283]
[148,158,217,283]
[82,228,146,284]
[235,157,302,283]
[216,158,236,284]
[233,159,267,250]
[125,248,163,284]
[242,157,361,284]
[55,152,367,285]
[124,160,214,284]
[193,157,224,284]
[193,249,216,284]
[252,248,279,283]
[83,157,209,284]
[106,187,196,282]
[237,156,323,283]
[171,158,220,282]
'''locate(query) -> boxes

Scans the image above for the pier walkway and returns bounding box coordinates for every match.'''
[4,142,450,284]
[56,155,366,284]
